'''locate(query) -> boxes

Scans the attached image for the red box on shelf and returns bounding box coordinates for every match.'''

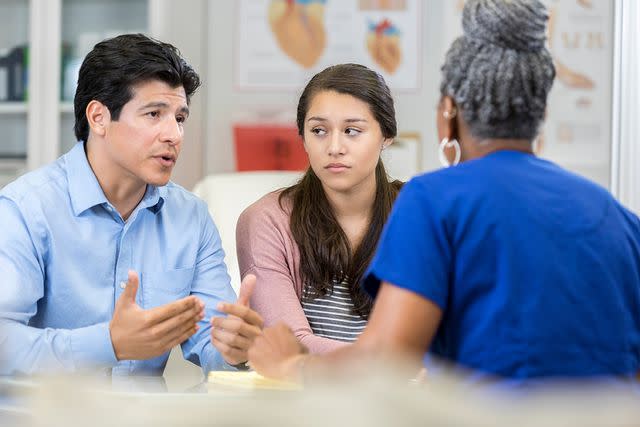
[233,125,308,171]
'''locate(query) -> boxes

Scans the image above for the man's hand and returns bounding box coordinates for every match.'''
[109,270,205,360]
[210,274,264,366]
[248,323,307,381]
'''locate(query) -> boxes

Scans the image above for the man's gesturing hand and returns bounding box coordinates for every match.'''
[109,270,205,360]
[211,274,264,366]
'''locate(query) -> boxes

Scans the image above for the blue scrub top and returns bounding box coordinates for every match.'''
[364,151,640,381]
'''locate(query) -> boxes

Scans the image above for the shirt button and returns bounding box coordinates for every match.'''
[120,281,127,289]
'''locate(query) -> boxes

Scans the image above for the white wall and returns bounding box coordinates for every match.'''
[611,0,640,214]
[150,0,208,190]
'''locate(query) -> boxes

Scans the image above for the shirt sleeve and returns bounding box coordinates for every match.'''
[236,199,348,354]
[362,179,452,310]
[180,202,237,373]
[0,196,117,374]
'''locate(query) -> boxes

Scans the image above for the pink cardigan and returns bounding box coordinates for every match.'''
[236,190,348,354]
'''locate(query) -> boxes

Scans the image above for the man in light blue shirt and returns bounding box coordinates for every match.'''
[0,34,260,376]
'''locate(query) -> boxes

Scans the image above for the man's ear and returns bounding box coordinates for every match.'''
[86,100,110,137]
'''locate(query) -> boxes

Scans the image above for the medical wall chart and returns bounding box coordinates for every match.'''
[235,0,420,90]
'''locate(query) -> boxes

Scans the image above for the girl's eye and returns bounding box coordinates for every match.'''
[176,115,186,124]
[147,111,159,118]
[345,127,361,136]
[311,128,326,136]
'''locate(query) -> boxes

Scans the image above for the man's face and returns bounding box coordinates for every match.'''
[102,80,189,187]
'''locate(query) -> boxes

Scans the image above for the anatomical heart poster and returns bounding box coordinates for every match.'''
[235,0,420,90]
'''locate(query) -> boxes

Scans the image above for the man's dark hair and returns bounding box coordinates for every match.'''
[73,33,201,142]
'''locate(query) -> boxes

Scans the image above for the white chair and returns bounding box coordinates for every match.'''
[192,171,303,295]
[165,171,302,384]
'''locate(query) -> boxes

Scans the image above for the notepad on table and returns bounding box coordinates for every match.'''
[207,371,301,391]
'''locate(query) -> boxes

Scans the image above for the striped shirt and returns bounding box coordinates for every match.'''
[301,280,368,342]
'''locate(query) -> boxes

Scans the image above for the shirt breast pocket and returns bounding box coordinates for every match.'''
[141,267,195,309]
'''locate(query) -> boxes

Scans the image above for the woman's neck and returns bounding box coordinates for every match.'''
[462,137,534,161]
[323,175,377,248]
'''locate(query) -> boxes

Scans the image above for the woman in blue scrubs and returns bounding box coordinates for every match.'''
[247,0,640,384]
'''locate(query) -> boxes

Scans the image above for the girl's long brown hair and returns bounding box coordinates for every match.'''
[280,64,402,317]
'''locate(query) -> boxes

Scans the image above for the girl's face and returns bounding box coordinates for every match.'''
[303,90,392,195]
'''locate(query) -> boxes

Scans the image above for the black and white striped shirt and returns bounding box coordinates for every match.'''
[301,280,367,342]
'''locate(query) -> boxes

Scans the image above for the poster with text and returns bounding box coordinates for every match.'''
[235,0,421,91]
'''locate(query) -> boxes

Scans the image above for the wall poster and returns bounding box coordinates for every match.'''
[235,0,421,91]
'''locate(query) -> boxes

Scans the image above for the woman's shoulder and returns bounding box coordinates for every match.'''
[239,189,292,227]
[236,188,298,265]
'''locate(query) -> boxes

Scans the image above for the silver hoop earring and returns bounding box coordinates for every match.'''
[438,138,461,167]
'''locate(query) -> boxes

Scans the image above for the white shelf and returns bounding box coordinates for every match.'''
[0,158,26,167]
[0,102,27,114]
[59,102,74,113]
[0,158,27,189]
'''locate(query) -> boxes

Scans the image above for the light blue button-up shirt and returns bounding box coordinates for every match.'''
[0,142,236,375]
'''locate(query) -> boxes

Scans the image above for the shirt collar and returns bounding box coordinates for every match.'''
[66,142,166,216]
[139,184,166,214]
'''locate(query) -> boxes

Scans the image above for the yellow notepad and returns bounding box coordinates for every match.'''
[207,370,301,391]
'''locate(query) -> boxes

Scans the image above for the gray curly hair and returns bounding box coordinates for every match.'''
[440,0,556,140]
